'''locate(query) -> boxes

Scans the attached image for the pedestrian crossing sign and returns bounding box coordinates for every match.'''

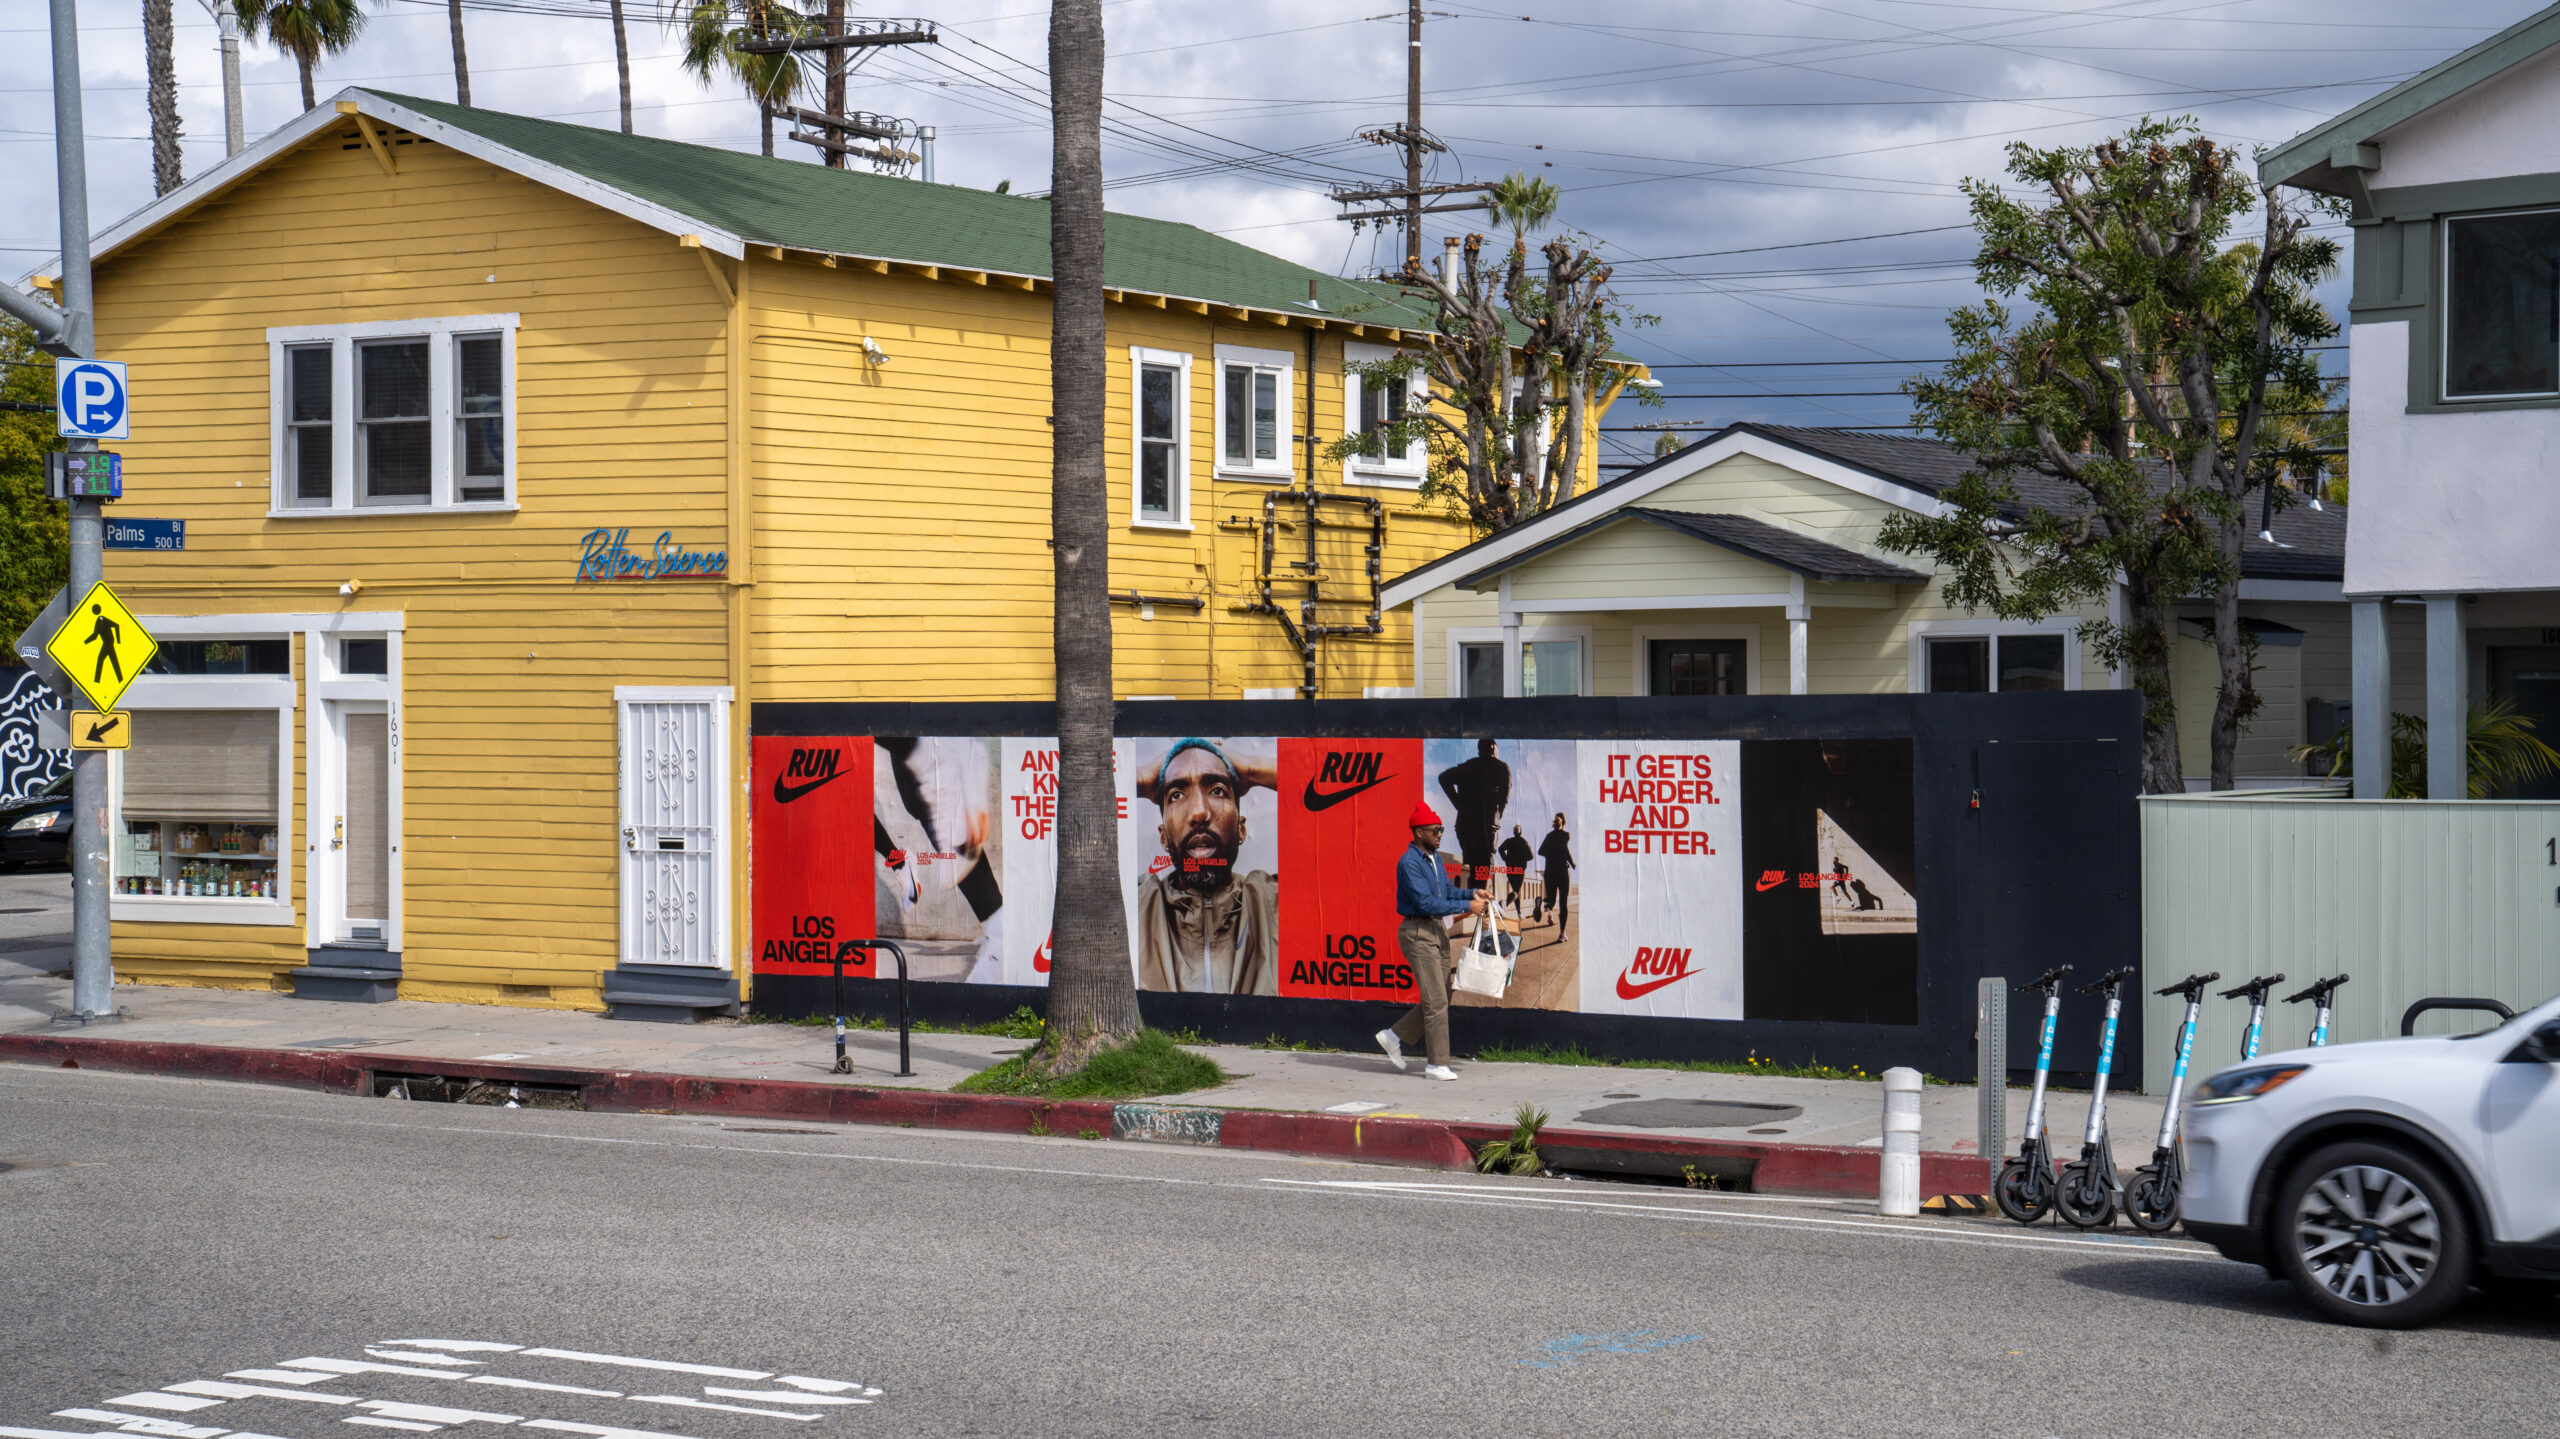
[44,581,156,712]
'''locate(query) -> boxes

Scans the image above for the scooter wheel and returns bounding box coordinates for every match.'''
[1994,1158,2052,1224]
[2123,1167,2180,1234]
[2054,1163,2116,1229]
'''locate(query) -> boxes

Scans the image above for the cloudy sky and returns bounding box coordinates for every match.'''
[5,0,2533,471]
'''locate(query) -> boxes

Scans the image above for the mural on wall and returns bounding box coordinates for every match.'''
[0,670,70,802]
[752,733,1921,1026]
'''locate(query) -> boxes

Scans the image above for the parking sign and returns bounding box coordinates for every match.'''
[55,358,129,440]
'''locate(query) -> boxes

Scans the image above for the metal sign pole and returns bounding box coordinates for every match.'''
[49,0,111,1021]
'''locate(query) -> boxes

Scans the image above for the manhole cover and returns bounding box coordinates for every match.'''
[1573,1099,1804,1130]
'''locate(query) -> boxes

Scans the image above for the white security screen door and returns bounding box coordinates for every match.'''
[341,707,390,940]
[617,690,729,969]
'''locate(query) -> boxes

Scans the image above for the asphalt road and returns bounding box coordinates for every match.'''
[2,1063,2552,1439]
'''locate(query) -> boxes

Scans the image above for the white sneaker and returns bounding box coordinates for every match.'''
[1375,1028,1406,1072]
[1423,1065,1458,1082]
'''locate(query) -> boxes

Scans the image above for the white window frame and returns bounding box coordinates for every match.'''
[2441,206,2560,402]
[1129,346,1194,530]
[1906,617,2081,693]
[1632,623,1762,696]
[266,314,520,516]
[1343,340,1427,487]
[1212,342,1295,482]
[1446,623,1593,698]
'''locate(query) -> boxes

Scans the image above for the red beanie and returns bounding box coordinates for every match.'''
[1408,801,1442,827]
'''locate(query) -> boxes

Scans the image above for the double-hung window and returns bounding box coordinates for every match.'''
[1130,347,1193,528]
[269,314,518,513]
[1343,340,1426,485]
[1918,630,2071,692]
[1213,344,1293,481]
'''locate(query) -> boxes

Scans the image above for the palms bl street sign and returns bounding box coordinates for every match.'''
[44,581,157,712]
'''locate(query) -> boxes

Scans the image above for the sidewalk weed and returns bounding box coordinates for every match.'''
[1473,1102,1550,1177]
[955,1029,1226,1101]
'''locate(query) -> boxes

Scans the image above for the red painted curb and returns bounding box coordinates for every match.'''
[0,1033,1980,1197]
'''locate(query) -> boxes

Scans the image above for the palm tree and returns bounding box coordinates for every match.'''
[234,0,366,113]
[676,0,813,159]
[1486,171,1560,252]
[1031,0,1139,1074]
[146,0,183,195]
[609,0,634,133]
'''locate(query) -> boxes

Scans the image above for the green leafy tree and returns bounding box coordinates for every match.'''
[1878,121,2341,793]
[234,0,368,113]
[2291,696,2560,799]
[675,0,815,159]
[1333,174,1651,534]
[1,322,69,646]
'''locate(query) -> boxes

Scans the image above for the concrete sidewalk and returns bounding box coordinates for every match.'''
[0,956,2167,1179]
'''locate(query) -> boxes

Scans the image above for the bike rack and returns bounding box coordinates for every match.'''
[810,938,915,1078]
[2399,996,2514,1036]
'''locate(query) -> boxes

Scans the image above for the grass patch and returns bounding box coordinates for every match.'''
[1469,1043,1913,1084]
[745,1005,1047,1040]
[1249,1033,1333,1053]
[954,1029,1227,1101]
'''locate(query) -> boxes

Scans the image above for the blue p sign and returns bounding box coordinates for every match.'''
[56,359,130,440]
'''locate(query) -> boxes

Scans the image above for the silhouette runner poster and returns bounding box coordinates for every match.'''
[1739,739,1919,1024]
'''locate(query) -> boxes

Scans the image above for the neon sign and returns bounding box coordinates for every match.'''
[577,528,727,582]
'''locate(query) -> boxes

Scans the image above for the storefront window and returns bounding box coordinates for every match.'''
[114,709,283,900]
[148,639,291,676]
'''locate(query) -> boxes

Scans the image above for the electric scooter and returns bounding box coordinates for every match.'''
[2285,973,2350,1047]
[2122,971,2218,1233]
[2054,966,2138,1230]
[2220,973,2287,1061]
[1994,965,2074,1225]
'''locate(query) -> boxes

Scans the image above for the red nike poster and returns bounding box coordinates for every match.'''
[1276,736,1424,1002]
[751,734,876,976]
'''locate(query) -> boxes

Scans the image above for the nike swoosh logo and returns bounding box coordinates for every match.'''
[1754,870,1789,892]
[1616,968,1697,1001]
[1301,773,1396,812]
[772,768,851,804]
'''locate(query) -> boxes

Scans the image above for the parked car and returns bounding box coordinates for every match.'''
[2180,992,2560,1327]
[0,771,72,870]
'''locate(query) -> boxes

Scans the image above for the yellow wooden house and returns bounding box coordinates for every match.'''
[45,89,1632,1014]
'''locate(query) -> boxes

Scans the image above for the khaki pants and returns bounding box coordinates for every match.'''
[1391,915,1455,1067]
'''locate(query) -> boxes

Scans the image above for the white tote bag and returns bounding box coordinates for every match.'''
[1452,904,1517,998]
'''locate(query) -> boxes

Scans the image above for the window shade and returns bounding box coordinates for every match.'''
[123,710,280,819]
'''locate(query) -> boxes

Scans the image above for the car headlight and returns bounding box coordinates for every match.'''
[2193,1064,2308,1105]
[7,811,60,833]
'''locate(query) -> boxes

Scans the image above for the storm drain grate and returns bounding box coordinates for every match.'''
[373,1072,584,1110]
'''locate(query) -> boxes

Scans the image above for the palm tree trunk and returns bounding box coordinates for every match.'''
[447,0,471,105]
[299,52,316,113]
[1037,0,1138,1070]
[760,104,774,158]
[144,0,183,195]
[610,0,633,133]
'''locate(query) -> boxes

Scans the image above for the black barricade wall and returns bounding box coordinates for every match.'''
[748,692,2143,1087]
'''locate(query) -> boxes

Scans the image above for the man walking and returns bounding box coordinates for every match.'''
[1436,738,1510,887]
[1378,801,1485,1081]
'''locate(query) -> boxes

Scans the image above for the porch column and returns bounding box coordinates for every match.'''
[1499,574,1522,698]
[1787,577,1808,695]
[2425,593,2466,799]
[2351,597,2391,799]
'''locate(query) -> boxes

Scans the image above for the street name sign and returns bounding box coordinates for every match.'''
[44,581,157,712]
[104,517,184,551]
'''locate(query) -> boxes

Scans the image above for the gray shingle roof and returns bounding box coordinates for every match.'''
[1625,509,1930,583]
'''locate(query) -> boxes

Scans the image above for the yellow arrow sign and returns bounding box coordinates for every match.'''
[44,581,157,712]
[71,710,132,750]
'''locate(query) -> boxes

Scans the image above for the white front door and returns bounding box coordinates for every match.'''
[617,690,728,969]
[315,698,393,946]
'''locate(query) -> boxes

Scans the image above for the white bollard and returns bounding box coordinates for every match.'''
[1880,1066,1922,1217]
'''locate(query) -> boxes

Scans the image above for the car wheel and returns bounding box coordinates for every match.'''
[2273,1140,2474,1328]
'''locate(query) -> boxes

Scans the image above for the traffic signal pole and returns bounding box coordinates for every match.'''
[50,0,112,1021]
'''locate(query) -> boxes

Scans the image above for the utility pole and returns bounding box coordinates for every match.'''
[1329,1,1489,276]
[197,0,244,157]
[50,0,110,1022]
[740,17,937,172]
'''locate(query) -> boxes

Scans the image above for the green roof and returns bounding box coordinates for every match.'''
[375,92,1435,329]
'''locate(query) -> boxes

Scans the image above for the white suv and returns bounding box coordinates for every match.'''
[2180,990,2560,1328]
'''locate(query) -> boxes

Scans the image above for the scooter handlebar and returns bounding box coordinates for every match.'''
[2015,964,2075,993]
[2155,971,2221,999]
[2218,973,2288,1001]
[2079,965,2138,993]
[2284,974,2350,1005]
